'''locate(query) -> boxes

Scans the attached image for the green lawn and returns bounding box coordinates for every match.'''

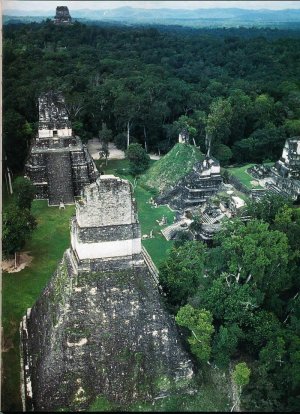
[2,199,75,411]
[227,163,262,189]
[227,162,274,189]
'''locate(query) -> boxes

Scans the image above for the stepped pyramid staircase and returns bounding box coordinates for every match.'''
[47,151,74,205]
[161,219,191,241]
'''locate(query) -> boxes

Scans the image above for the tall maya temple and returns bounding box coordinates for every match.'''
[54,6,72,24]
[20,175,194,411]
[25,92,98,206]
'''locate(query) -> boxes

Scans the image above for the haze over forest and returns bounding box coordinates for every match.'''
[4,5,300,28]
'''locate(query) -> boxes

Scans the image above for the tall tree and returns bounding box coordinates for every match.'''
[125,143,150,176]
[2,204,37,263]
[98,122,112,166]
[159,241,207,307]
[205,97,233,155]
[176,304,215,363]
[13,176,35,210]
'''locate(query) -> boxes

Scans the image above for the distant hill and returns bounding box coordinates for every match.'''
[140,143,204,193]
[3,7,300,28]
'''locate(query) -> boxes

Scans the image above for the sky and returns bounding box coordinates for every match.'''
[4,1,300,12]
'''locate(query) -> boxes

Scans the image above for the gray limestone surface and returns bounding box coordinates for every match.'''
[22,252,193,411]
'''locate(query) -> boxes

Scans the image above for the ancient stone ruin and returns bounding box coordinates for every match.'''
[20,175,194,411]
[248,137,300,201]
[274,137,300,180]
[178,128,190,144]
[54,6,72,25]
[157,152,222,210]
[25,91,98,206]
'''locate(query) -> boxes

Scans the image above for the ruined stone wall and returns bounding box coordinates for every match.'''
[156,161,223,210]
[76,176,137,228]
[274,137,300,180]
[71,176,141,265]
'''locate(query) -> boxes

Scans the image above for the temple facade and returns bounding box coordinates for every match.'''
[25,91,98,206]
[274,137,300,180]
[182,157,222,208]
[69,175,144,273]
[246,137,300,201]
[267,137,300,200]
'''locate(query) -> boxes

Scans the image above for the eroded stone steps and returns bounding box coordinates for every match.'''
[47,151,74,205]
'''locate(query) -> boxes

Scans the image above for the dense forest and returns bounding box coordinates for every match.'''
[3,20,300,412]
[3,21,300,173]
[160,193,300,412]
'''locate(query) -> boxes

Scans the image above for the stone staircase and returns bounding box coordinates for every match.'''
[161,219,188,241]
[200,212,223,225]
[47,151,74,205]
[141,246,163,293]
[142,247,159,282]
[251,188,267,201]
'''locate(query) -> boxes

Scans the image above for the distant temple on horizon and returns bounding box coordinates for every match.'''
[54,6,72,25]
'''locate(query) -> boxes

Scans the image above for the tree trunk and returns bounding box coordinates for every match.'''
[14,252,17,269]
[127,121,130,149]
[7,168,13,194]
[4,171,10,194]
[143,126,148,152]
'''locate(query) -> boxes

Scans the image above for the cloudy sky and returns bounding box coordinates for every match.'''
[4,1,300,12]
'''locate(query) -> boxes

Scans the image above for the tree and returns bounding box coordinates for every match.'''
[284,119,300,137]
[214,219,290,295]
[227,89,252,146]
[246,193,292,224]
[13,176,35,210]
[114,90,141,148]
[232,362,251,388]
[231,362,251,411]
[176,304,215,363]
[213,324,244,368]
[98,122,112,166]
[159,241,207,307]
[125,143,150,176]
[215,144,233,165]
[205,98,233,153]
[2,204,37,262]
[251,94,276,129]
[232,123,286,163]
[172,115,197,144]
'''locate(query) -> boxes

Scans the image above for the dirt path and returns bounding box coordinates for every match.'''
[87,138,161,161]
[2,252,33,273]
[87,138,125,160]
